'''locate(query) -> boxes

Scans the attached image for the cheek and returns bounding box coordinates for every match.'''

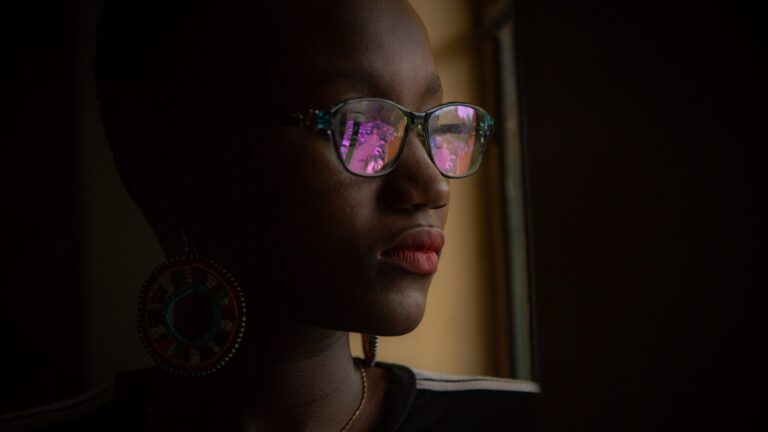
[243,181,385,324]
[231,139,381,280]
[229,131,344,224]
[217,135,434,334]
[281,181,379,274]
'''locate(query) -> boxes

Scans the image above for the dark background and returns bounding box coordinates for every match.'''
[2,0,760,430]
[514,1,759,430]
[3,0,87,412]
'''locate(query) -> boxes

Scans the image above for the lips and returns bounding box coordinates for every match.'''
[380,227,445,275]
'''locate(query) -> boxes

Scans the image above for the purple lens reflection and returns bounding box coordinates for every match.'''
[333,101,407,175]
[428,105,481,177]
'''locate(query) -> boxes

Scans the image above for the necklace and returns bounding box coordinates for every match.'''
[340,361,368,432]
[144,362,368,431]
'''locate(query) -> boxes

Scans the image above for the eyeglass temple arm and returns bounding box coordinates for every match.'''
[227,110,332,132]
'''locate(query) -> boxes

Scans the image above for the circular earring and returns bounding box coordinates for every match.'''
[137,234,246,376]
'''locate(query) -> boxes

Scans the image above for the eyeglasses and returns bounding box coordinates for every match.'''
[276,98,493,178]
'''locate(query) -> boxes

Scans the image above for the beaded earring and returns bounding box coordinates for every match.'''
[361,334,378,367]
[137,232,246,376]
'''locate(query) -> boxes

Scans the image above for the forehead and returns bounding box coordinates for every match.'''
[245,0,441,111]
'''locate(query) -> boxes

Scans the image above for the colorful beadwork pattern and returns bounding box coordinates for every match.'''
[362,333,378,367]
[137,256,246,376]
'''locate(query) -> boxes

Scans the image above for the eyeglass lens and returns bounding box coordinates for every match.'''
[333,100,407,175]
[331,100,486,177]
[428,105,483,177]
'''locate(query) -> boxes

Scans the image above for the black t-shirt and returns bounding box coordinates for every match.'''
[1,362,538,431]
[381,363,538,431]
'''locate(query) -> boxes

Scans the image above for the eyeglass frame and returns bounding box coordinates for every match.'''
[135,97,493,179]
[264,97,494,179]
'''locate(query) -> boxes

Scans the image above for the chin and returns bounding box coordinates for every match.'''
[301,281,430,336]
[289,269,434,336]
[376,311,426,336]
[354,279,431,336]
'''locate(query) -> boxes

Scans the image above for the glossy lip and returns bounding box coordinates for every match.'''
[379,227,445,275]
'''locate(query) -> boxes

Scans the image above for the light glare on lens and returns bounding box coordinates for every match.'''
[334,101,406,175]
[428,105,481,177]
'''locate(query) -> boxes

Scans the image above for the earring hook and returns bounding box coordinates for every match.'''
[180,228,199,256]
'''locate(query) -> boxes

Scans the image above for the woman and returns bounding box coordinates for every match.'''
[19,0,537,430]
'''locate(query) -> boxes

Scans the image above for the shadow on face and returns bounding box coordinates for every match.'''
[98,0,449,337]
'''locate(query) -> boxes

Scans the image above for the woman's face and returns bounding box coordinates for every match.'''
[204,1,448,336]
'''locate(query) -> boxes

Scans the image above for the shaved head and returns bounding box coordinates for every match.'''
[96,0,434,129]
[95,0,438,220]
[97,0,447,335]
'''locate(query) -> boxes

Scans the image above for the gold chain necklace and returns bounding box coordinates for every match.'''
[339,362,368,432]
[145,362,368,431]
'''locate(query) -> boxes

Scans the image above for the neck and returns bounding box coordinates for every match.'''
[153,323,363,432]
[229,324,359,412]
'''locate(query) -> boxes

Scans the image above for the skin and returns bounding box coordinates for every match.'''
[127,1,449,430]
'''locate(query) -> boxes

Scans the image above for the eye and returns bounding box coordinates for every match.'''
[433,123,474,135]
[331,99,408,176]
[426,104,488,177]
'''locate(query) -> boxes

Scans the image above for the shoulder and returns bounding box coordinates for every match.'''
[377,363,539,432]
[412,368,540,394]
[0,386,117,431]
[0,368,154,431]
[408,368,539,431]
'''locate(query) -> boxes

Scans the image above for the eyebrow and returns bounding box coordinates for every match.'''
[425,74,444,100]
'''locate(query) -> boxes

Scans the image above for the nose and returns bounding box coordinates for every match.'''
[379,131,450,212]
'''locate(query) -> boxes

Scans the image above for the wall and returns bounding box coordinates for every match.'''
[514,1,758,429]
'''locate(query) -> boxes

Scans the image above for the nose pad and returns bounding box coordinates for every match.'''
[414,122,426,142]
[400,126,437,176]
[411,117,430,154]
